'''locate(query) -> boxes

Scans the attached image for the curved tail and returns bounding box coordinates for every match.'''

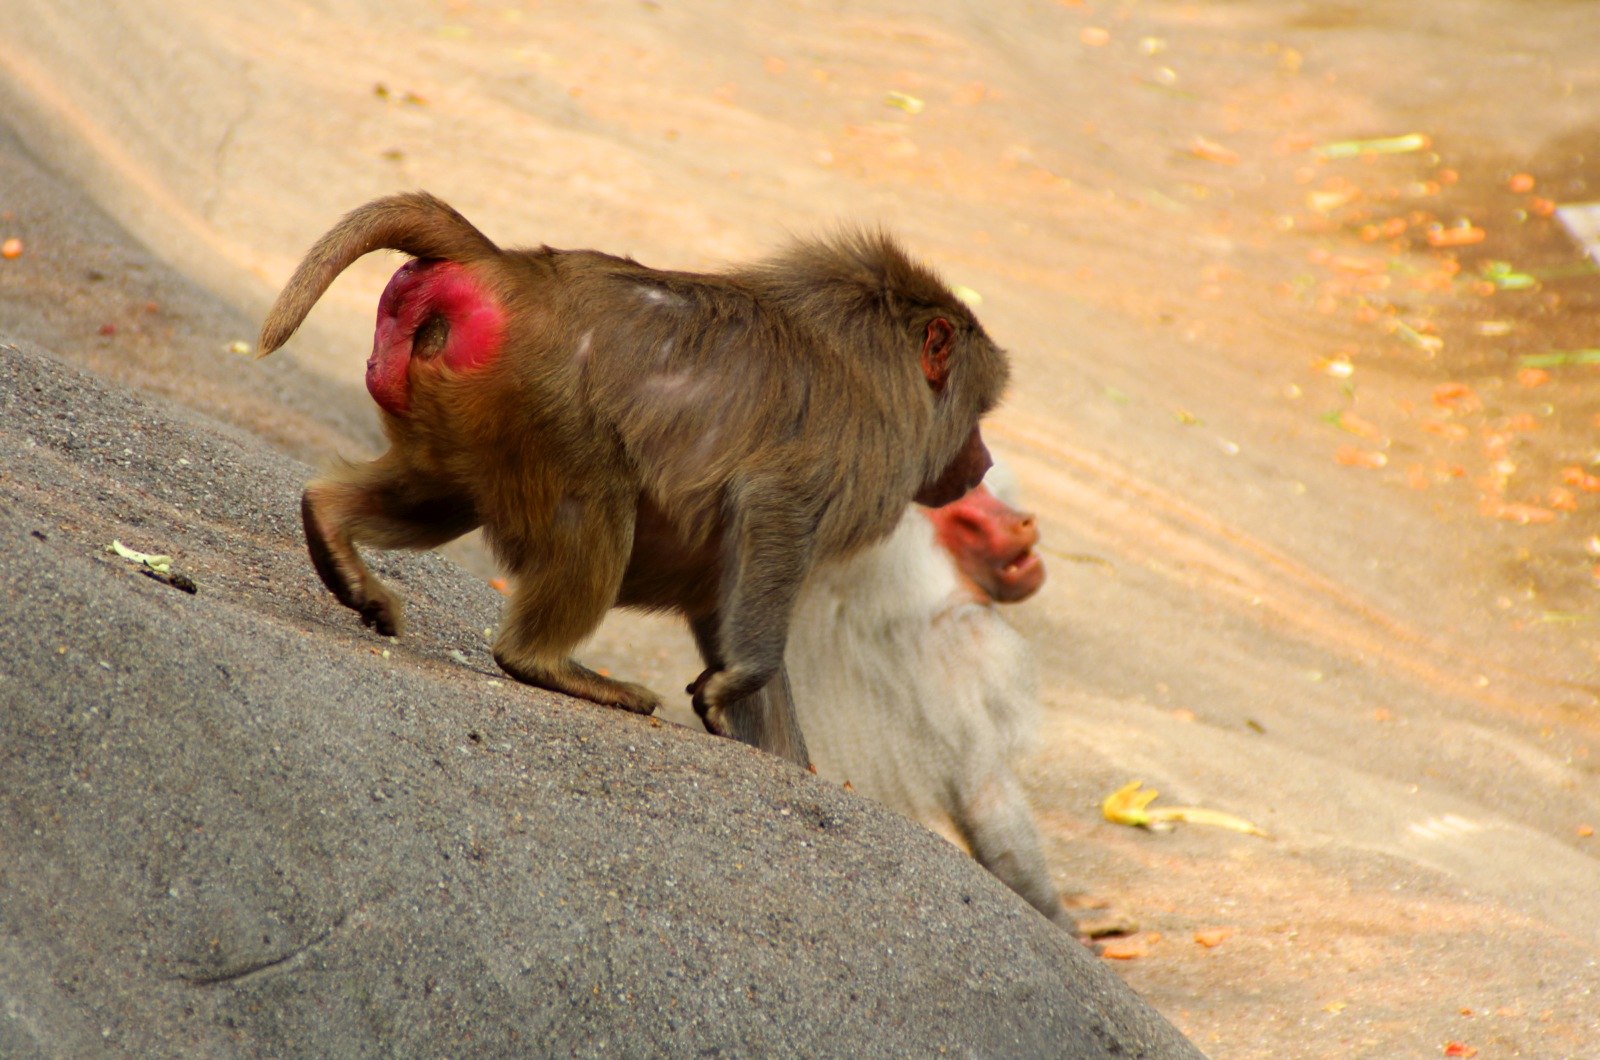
[259,192,501,356]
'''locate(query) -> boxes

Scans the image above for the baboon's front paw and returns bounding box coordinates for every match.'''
[689,668,768,716]
[691,670,765,740]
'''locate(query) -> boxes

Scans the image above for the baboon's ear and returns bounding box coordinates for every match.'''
[920,317,954,393]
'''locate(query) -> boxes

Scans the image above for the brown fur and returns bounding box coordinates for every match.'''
[260,192,1009,765]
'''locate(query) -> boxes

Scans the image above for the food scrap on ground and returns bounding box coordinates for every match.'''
[1424,223,1486,249]
[1519,348,1600,368]
[108,539,197,594]
[1334,444,1387,470]
[882,90,924,115]
[1189,136,1240,166]
[1101,780,1271,837]
[1312,132,1430,159]
[109,539,172,574]
[1100,933,1158,961]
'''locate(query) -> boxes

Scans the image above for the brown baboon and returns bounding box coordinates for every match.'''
[260,193,1009,766]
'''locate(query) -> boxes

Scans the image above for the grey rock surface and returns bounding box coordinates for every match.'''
[0,338,1199,1056]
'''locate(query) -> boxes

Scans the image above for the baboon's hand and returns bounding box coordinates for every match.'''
[688,667,769,721]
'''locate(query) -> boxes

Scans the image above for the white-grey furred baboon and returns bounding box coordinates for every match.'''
[787,467,1069,926]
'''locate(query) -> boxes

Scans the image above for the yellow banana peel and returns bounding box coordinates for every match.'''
[1101,780,1270,838]
[109,539,172,574]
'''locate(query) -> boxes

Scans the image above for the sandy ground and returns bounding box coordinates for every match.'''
[3,2,1599,1056]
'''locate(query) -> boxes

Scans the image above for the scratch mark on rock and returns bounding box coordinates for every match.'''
[180,912,346,987]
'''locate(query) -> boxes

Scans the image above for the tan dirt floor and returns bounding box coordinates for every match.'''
[3,3,1598,1055]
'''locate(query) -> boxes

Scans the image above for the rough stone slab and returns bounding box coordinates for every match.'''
[0,340,1199,1057]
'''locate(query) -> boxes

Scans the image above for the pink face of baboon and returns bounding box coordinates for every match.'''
[924,482,1044,604]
